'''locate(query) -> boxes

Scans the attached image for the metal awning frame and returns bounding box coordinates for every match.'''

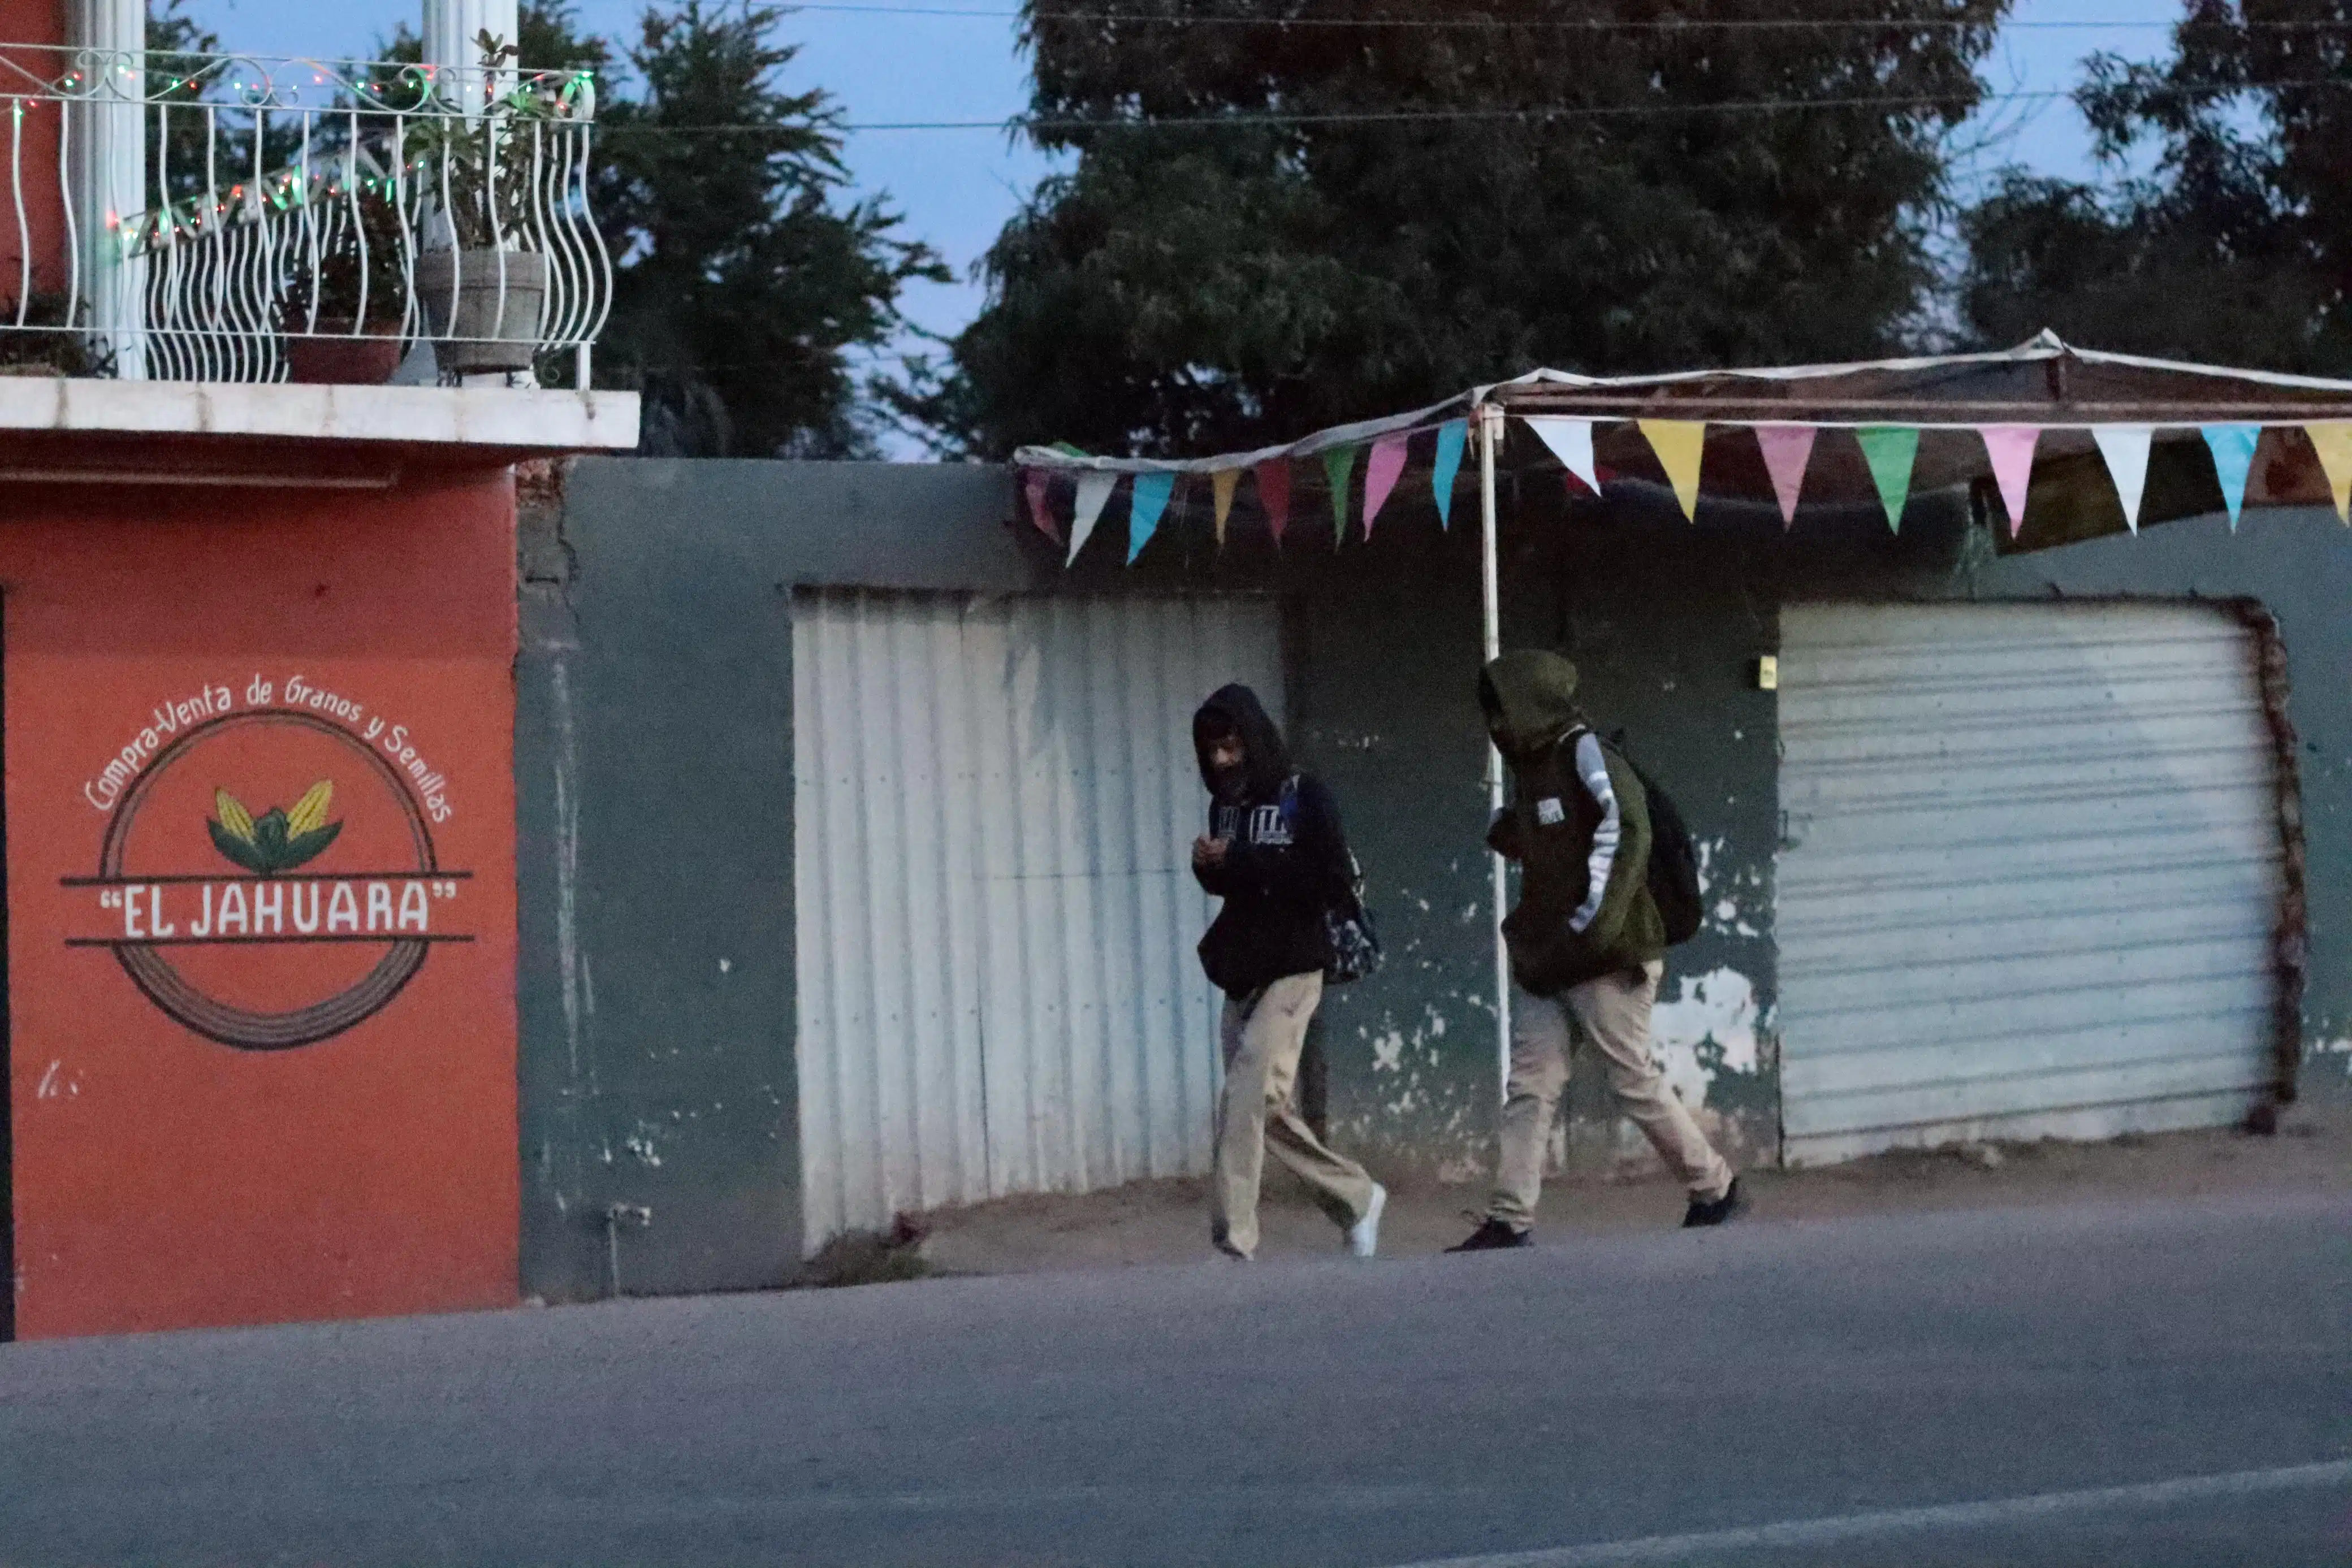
[1016,332,2352,1106]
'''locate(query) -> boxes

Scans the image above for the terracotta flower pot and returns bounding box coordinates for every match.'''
[283,325,405,385]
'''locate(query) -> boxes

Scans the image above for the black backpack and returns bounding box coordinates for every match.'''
[1593,729,1704,947]
[1277,776,1384,985]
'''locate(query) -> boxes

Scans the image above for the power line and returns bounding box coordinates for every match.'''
[578,75,2352,135]
[784,3,2352,29]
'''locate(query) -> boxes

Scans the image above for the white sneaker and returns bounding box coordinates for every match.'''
[1346,1183,1387,1259]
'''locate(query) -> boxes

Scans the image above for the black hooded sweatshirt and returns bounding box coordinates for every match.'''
[1191,685,1347,998]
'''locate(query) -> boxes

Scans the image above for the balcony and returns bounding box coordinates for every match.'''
[0,43,612,388]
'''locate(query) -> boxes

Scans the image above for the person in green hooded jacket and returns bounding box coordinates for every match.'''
[1450,650,1743,1250]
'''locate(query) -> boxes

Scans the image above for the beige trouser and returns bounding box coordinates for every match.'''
[1491,961,1733,1229]
[1213,972,1378,1258]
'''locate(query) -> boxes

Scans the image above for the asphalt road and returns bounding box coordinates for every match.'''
[1,1192,2346,1566]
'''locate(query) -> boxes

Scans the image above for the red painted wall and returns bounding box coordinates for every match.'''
[6,461,521,1339]
[0,0,61,44]
[0,1,71,305]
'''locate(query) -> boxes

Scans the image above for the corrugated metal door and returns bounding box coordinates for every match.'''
[793,590,1283,1248]
[1777,602,2282,1163]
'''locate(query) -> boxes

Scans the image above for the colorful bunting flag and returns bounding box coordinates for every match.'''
[1322,445,1358,548]
[1363,434,1410,537]
[1979,425,2040,539]
[1068,470,1117,565]
[1211,467,1239,549]
[1127,471,1174,564]
[1754,425,1815,528]
[2306,423,2352,523]
[1255,458,1291,547]
[1024,469,1059,542]
[1527,416,1601,496]
[1432,418,1467,529]
[2202,424,2260,532]
[1035,414,2326,566]
[1857,427,1919,534]
[1638,420,1706,521]
[2092,426,2152,535]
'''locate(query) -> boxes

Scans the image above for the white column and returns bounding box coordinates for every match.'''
[423,0,522,105]
[68,0,145,378]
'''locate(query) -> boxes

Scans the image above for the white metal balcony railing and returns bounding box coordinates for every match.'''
[0,43,612,385]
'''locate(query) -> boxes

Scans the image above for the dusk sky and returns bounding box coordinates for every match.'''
[181,0,2194,448]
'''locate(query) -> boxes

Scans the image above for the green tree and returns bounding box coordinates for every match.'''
[1958,0,2345,370]
[912,0,2005,460]
[393,2,944,454]
[591,2,947,456]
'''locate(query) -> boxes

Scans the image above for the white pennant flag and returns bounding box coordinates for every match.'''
[1524,416,1600,494]
[1068,471,1117,565]
[2092,426,2152,535]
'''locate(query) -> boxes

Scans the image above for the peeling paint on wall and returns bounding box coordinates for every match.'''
[1357,997,1479,1131]
[1650,967,1764,1110]
[1694,835,1766,938]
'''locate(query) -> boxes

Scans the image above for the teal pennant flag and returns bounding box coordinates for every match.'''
[1127,471,1174,564]
[1432,419,1467,529]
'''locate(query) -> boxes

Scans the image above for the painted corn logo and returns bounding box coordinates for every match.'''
[66,710,471,1051]
[210,782,341,874]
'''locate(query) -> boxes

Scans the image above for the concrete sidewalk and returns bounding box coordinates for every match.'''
[913,1104,2350,1279]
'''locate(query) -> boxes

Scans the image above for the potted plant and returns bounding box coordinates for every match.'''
[278,180,411,385]
[407,32,568,378]
[0,292,110,377]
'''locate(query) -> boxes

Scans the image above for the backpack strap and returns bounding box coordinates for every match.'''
[1551,725,1597,794]
[1278,773,1363,902]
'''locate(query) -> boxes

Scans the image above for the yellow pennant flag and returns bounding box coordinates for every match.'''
[1211,468,1239,550]
[2307,423,2352,523]
[1638,419,1707,521]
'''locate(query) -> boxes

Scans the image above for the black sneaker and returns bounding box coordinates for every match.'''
[1446,1218,1533,1252]
[1682,1177,1746,1229]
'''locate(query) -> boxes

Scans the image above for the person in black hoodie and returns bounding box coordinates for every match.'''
[1191,685,1386,1262]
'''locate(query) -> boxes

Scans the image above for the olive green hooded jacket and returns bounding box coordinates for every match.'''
[1479,651,1666,993]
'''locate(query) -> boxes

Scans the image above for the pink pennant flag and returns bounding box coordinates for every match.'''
[1024,469,1060,541]
[1754,425,1815,527]
[1979,425,2040,538]
[1361,434,1410,537]
[1255,458,1291,547]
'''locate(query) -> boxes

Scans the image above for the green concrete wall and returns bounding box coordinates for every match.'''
[514,461,1039,1301]
[516,470,798,1301]
[515,456,2348,1301]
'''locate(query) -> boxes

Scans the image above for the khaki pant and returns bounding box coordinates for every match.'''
[1213,972,1377,1258]
[1491,961,1733,1229]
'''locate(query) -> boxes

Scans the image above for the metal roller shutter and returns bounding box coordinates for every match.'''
[1776,602,2284,1163]
[792,589,1282,1249]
